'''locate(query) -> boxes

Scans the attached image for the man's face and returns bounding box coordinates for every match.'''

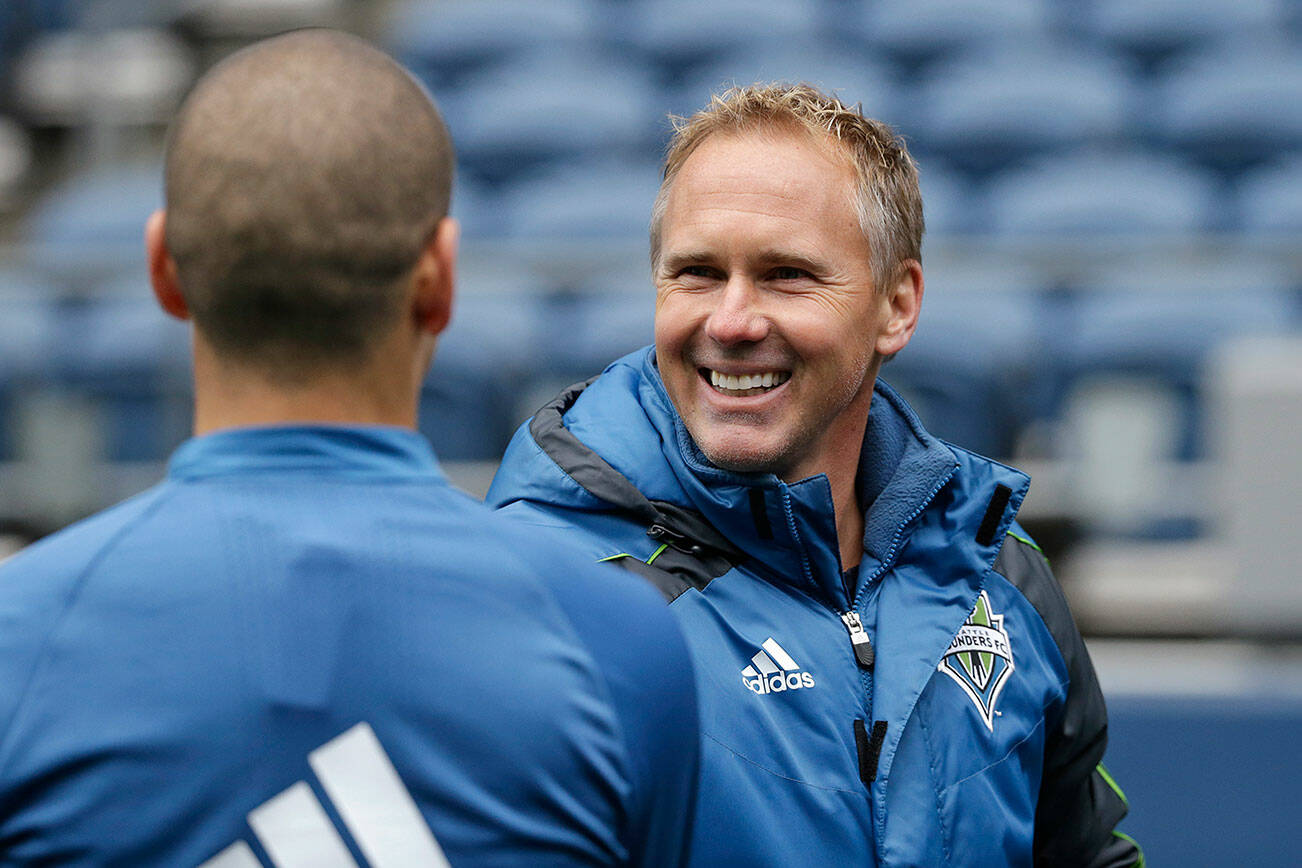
[653,128,895,482]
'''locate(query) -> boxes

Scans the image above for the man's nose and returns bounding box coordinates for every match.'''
[704,276,768,345]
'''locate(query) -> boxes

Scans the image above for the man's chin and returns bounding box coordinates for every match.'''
[695,434,791,477]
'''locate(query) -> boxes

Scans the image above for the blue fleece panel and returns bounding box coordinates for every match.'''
[0,426,698,867]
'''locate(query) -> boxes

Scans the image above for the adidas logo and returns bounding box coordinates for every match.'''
[741,638,816,695]
[199,723,451,868]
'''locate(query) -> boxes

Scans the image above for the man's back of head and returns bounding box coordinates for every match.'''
[162,29,453,378]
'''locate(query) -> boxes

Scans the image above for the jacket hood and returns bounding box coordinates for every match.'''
[489,346,1029,609]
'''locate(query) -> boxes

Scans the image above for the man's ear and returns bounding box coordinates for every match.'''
[412,216,458,337]
[146,209,190,321]
[875,260,923,357]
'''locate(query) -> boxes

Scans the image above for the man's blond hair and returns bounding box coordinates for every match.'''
[650,83,923,293]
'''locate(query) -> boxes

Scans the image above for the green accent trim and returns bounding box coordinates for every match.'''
[1097,763,1129,807]
[645,543,670,565]
[1112,831,1145,868]
[1005,530,1044,555]
[598,544,669,566]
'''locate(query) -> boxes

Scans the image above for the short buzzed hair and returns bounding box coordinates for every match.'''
[650,83,923,293]
[164,29,453,374]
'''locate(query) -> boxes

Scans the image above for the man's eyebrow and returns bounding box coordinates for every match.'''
[753,249,830,273]
[658,249,830,272]
[657,250,717,271]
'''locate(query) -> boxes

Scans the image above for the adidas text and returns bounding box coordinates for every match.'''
[741,637,816,695]
[744,671,816,694]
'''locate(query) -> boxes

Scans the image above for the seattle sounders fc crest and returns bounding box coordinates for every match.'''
[938,591,1014,731]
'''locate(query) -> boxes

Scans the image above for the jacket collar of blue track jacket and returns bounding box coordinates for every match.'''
[488,346,1033,799]
[168,424,445,481]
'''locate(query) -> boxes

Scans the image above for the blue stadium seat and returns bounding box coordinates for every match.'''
[669,40,901,123]
[622,0,823,70]
[1054,255,1296,463]
[53,273,190,462]
[501,155,662,239]
[912,43,1135,172]
[439,51,659,181]
[1235,153,1302,234]
[980,149,1221,236]
[450,171,508,240]
[854,0,1054,65]
[0,116,33,203]
[916,158,977,236]
[21,164,162,280]
[1084,0,1285,61]
[539,258,657,384]
[384,0,603,89]
[13,28,193,126]
[0,269,62,460]
[884,258,1047,458]
[1150,39,1302,167]
[423,264,549,460]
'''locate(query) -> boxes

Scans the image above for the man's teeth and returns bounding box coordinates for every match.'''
[709,370,790,392]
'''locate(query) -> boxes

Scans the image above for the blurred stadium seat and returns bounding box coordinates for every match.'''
[1235,152,1302,234]
[501,155,662,239]
[13,27,192,126]
[385,0,602,89]
[437,51,658,181]
[1056,255,1295,457]
[1084,0,1286,61]
[670,39,901,123]
[622,0,823,70]
[1150,38,1302,167]
[854,0,1055,66]
[912,43,1136,172]
[0,269,62,460]
[20,163,162,279]
[915,158,976,236]
[424,261,550,459]
[0,116,33,210]
[53,271,190,462]
[884,257,1047,458]
[1040,256,1295,536]
[981,148,1222,235]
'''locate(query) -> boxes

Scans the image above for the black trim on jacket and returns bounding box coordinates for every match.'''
[994,536,1142,868]
[531,379,745,602]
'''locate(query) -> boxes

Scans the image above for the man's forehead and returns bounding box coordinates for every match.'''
[660,128,861,247]
[666,128,856,212]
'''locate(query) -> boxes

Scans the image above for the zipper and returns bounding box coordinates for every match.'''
[840,610,875,669]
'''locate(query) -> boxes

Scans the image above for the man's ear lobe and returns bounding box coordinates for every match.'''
[146,209,191,322]
[413,216,458,337]
[876,260,923,357]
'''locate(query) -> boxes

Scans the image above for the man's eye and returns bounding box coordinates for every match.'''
[679,266,716,279]
[771,267,810,280]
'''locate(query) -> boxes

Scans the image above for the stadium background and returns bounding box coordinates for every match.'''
[0,0,1299,863]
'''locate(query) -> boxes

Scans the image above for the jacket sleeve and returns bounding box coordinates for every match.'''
[995,534,1143,868]
[523,546,701,868]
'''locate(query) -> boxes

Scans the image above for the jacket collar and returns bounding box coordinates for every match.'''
[496,347,1028,610]
[168,425,443,481]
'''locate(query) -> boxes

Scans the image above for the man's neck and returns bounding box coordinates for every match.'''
[190,337,425,436]
[831,464,865,572]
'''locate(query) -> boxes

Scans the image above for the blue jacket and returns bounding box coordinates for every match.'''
[489,348,1140,868]
[0,425,698,867]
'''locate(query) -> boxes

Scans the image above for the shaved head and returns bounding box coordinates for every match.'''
[163,29,453,374]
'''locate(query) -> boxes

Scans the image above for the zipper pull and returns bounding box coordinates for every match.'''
[840,611,875,669]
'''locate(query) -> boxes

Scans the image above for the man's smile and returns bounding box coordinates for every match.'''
[702,367,791,397]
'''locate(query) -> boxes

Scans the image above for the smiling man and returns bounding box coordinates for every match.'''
[489,84,1140,867]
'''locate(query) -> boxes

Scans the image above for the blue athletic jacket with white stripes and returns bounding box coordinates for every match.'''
[488,347,1141,868]
[0,425,698,867]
